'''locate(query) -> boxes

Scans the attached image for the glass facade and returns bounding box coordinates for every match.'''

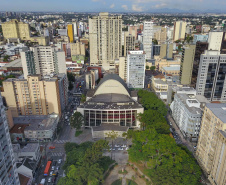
[204,63,216,98]
[84,110,137,127]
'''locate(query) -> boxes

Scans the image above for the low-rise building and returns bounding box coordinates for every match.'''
[161,65,180,76]
[13,113,59,142]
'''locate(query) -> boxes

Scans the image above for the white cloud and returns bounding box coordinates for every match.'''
[110,3,115,8]
[154,2,167,8]
[122,5,128,10]
[132,4,143,11]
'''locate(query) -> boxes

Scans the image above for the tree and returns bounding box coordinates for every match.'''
[186,35,194,44]
[67,72,75,82]
[70,112,84,130]
[105,130,118,159]
[152,39,158,45]
[150,66,156,71]
[81,94,86,103]
[3,55,9,62]
[146,66,149,70]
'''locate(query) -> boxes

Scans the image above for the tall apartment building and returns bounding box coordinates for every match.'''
[73,22,78,40]
[2,19,30,40]
[173,21,186,41]
[208,130,226,185]
[179,45,196,85]
[143,22,153,60]
[119,57,127,81]
[71,42,86,56]
[126,51,145,88]
[67,24,74,43]
[160,42,173,59]
[0,94,20,185]
[196,103,226,174]
[2,75,62,117]
[21,46,66,78]
[89,12,122,70]
[124,32,135,56]
[154,27,167,44]
[208,31,223,51]
[196,50,226,102]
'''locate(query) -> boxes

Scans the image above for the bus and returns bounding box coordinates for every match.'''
[73,92,82,96]
[44,161,52,176]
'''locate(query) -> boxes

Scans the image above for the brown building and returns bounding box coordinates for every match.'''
[2,75,61,117]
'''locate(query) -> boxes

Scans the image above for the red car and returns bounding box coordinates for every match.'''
[49,146,55,149]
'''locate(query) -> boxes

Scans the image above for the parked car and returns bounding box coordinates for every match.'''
[49,146,55,149]
[114,144,120,147]
[121,144,127,148]
[118,148,124,151]
[51,166,55,171]
[58,159,62,164]
[50,171,53,176]
[48,177,52,183]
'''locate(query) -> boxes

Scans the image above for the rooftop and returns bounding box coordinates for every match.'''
[3,59,22,68]
[162,65,180,71]
[18,173,31,185]
[10,124,28,134]
[206,103,226,123]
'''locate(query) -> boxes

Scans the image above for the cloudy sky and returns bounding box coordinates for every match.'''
[1,0,226,12]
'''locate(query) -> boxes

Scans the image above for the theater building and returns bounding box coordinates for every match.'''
[77,74,144,138]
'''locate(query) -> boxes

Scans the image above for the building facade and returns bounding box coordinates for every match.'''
[179,45,196,85]
[2,75,62,117]
[77,74,144,138]
[173,21,186,41]
[67,24,74,43]
[70,42,85,56]
[0,94,20,185]
[124,32,135,56]
[196,103,226,174]
[21,46,66,78]
[143,22,153,60]
[196,50,226,102]
[126,51,145,89]
[89,12,122,70]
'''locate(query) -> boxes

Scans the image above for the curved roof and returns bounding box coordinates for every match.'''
[94,74,130,96]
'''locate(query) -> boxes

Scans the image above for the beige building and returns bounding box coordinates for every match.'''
[2,75,62,117]
[160,43,173,59]
[89,12,122,70]
[196,103,226,174]
[119,57,127,81]
[173,21,186,41]
[71,42,85,56]
[179,45,196,85]
[154,27,167,44]
[2,19,30,40]
[155,56,180,70]
[2,19,48,46]
[124,32,135,56]
[208,130,226,185]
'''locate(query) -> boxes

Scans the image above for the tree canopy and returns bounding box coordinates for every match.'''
[70,112,84,130]
[58,140,113,185]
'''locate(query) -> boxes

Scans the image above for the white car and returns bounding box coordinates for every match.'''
[50,171,53,176]
[115,144,120,147]
[51,166,55,171]
[48,177,52,183]
[58,159,62,164]
[125,147,129,151]
[118,148,124,151]
[121,144,127,148]
[110,148,115,151]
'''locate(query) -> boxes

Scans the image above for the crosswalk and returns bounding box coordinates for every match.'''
[55,140,70,144]
[51,152,64,156]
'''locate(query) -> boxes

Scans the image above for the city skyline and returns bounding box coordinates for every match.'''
[1,0,226,12]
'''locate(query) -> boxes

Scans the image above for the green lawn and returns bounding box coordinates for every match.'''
[111,179,122,185]
[75,130,83,137]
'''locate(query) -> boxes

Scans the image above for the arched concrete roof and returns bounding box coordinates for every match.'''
[94,74,130,96]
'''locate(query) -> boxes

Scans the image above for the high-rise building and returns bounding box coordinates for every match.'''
[89,12,122,70]
[143,22,153,60]
[173,21,186,41]
[2,75,62,117]
[126,51,145,88]
[67,24,74,43]
[21,46,66,78]
[119,57,127,81]
[124,32,135,56]
[196,50,226,102]
[2,19,30,40]
[0,93,20,185]
[73,22,78,40]
[179,45,196,85]
[208,130,226,185]
[71,42,86,56]
[208,31,223,51]
[159,42,173,59]
[196,103,226,174]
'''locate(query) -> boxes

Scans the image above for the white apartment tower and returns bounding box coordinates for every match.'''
[127,51,146,88]
[21,46,66,78]
[143,22,153,60]
[196,50,226,102]
[208,31,223,51]
[0,94,20,185]
[89,12,122,70]
[173,21,186,41]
